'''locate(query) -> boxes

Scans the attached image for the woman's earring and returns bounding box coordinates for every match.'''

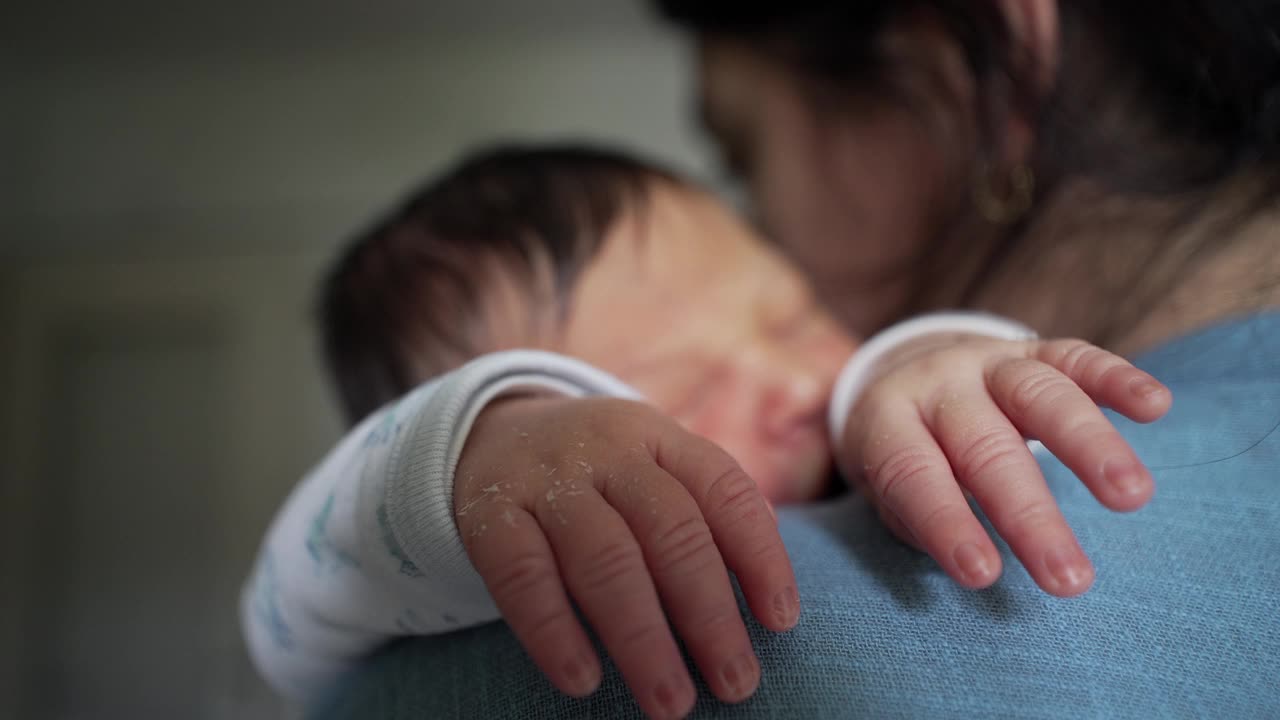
[973,162,1035,225]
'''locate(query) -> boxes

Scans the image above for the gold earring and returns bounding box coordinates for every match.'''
[973,162,1035,225]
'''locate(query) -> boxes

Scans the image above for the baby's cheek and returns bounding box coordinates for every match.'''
[676,396,741,458]
[680,413,769,489]
[677,396,818,503]
[718,442,796,504]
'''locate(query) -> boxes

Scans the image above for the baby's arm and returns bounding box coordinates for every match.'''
[829,313,1173,597]
[245,312,1119,706]
[241,349,795,717]
[240,350,645,701]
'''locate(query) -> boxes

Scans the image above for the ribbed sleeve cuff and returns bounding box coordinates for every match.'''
[829,312,1038,445]
[383,350,642,616]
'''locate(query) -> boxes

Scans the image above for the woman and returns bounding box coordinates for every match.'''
[669,0,1280,353]
[314,2,1280,717]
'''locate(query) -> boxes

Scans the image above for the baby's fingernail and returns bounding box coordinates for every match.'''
[1045,545,1093,595]
[718,652,760,701]
[954,542,993,586]
[1103,458,1148,500]
[1129,377,1166,399]
[562,653,599,696]
[652,673,694,719]
[772,586,800,628]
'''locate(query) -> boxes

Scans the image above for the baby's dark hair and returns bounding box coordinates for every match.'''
[320,144,680,425]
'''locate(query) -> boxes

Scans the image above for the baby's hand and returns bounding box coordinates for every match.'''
[837,336,1172,597]
[454,394,797,719]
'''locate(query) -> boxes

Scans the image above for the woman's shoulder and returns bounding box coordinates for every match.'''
[1113,310,1280,481]
[1084,309,1280,488]
[1134,310,1280,384]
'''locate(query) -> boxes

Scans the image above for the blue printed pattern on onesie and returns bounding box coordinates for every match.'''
[376,502,424,578]
[394,608,460,634]
[363,407,422,577]
[306,492,361,573]
[251,551,294,651]
[362,409,399,448]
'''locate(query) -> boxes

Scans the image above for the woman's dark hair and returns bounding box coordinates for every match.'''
[656,1,1280,189]
[320,144,677,425]
[656,0,1280,341]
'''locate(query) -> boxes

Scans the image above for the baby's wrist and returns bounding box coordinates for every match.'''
[828,312,1037,445]
[864,332,988,380]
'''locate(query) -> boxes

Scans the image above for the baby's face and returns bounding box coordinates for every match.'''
[559,184,859,503]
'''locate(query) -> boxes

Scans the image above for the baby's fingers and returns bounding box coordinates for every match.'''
[654,431,799,634]
[603,463,760,706]
[462,505,602,699]
[988,356,1155,512]
[1033,340,1172,423]
[536,489,695,720]
[851,401,1002,589]
[929,393,1095,597]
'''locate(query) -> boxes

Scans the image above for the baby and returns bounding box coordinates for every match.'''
[243,146,1171,719]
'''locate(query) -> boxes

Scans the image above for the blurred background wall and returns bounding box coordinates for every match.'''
[0,2,711,717]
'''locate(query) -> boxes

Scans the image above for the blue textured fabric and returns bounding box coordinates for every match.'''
[311,313,1280,719]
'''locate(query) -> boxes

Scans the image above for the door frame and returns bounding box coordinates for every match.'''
[0,251,333,717]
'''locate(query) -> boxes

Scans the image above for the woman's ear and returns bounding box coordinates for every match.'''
[996,0,1060,96]
[985,0,1059,170]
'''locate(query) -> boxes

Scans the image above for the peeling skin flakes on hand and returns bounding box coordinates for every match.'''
[502,508,517,527]
[456,495,485,518]
[543,486,567,524]
[541,483,573,526]
[560,474,586,498]
[458,479,511,517]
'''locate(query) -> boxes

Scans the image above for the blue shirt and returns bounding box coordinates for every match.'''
[314,312,1280,719]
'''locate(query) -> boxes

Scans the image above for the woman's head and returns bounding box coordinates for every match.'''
[658,1,1280,339]
[321,144,855,503]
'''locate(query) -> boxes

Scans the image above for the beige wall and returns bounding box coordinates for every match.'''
[2,30,709,256]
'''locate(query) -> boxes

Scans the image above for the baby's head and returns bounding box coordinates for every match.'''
[322,145,856,502]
